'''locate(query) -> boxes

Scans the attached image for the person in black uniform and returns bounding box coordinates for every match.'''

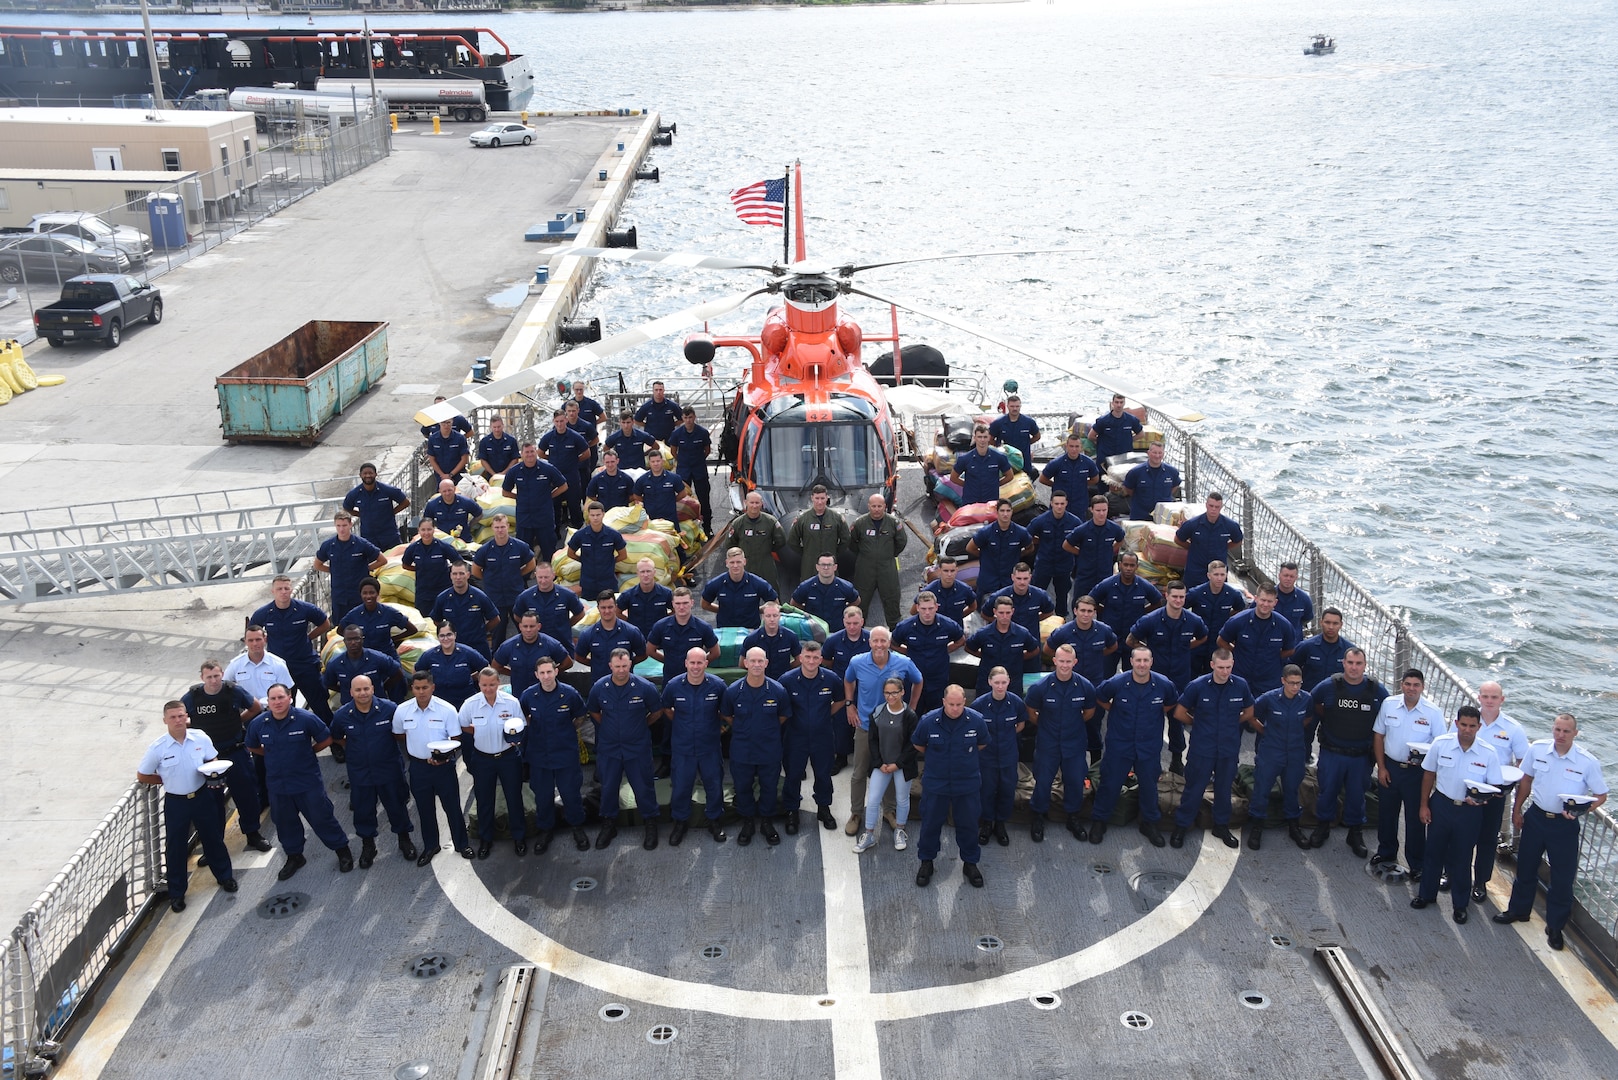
[181,660,273,853]
[1308,648,1388,855]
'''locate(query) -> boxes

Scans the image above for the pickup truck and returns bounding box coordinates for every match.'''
[33,275,163,349]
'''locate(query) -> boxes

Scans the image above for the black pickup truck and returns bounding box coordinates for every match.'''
[33,275,163,349]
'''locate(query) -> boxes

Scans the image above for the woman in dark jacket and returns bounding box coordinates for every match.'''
[854,677,919,854]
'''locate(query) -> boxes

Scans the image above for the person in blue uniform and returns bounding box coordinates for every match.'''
[516,656,591,853]
[1121,442,1181,521]
[137,702,238,912]
[668,406,713,532]
[605,412,658,471]
[1025,645,1098,842]
[314,510,385,618]
[567,501,627,599]
[1127,583,1207,695]
[780,641,846,834]
[985,564,1056,645]
[1187,560,1245,682]
[635,381,684,442]
[1063,495,1126,602]
[1039,433,1100,505]
[540,409,590,529]
[661,648,730,845]
[701,547,777,629]
[1216,584,1297,696]
[422,479,483,541]
[967,501,1031,599]
[586,449,636,511]
[513,562,585,651]
[249,575,334,724]
[1246,666,1313,850]
[180,660,272,853]
[471,513,536,645]
[1089,646,1177,845]
[393,671,474,865]
[989,393,1041,478]
[965,596,1041,696]
[1171,649,1256,849]
[1308,647,1388,854]
[1371,669,1444,875]
[1496,712,1609,949]
[793,553,862,629]
[400,518,460,619]
[892,590,966,714]
[647,587,720,682]
[330,675,415,867]
[343,462,410,550]
[475,414,520,477]
[722,649,793,846]
[743,601,801,680]
[1088,394,1141,464]
[951,425,1014,506]
[1092,553,1163,676]
[634,450,688,523]
[617,559,674,637]
[413,626,483,709]
[918,557,976,626]
[1044,595,1118,765]
[1176,493,1244,590]
[1410,706,1503,924]
[564,398,599,487]
[459,669,528,858]
[912,685,989,888]
[492,612,572,698]
[571,380,607,437]
[587,649,662,851]
[1293,607,1354,691]
[823,606,873,776]
[502,442,568,561]
[248,684,353,880]
[575,592,647,683]
[1026,490,1079,615]
[1273,562,1314,637]
[323,625,405,706]
[972,667,1027,846]
[430,561,500,659]
[425,418,471,485]
[340,578,417,660]
[419,400,473,440]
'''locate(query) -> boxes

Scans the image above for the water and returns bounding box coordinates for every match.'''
[14,2,1616,750]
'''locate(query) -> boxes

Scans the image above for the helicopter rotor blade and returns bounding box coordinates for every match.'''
[838,248,1075,276]
[848,286,1206,424]
[539,245,779,273]
[415,287,767,427]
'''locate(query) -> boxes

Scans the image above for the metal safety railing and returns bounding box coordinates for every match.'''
[3,784,163,1078]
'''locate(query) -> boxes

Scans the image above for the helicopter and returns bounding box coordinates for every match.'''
[415,164,1203,517]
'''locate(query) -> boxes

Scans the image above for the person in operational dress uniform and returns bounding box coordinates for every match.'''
[137,701,238,913]
[661,648,730,845]
[972,667,1027,848]
[1247,665,1314,851]
[588,649,662,852]
[1024,645,1097,842]
[912,685,988,889]
[722,648,793,847]
[516,656,592,854]
[330,675,416,867]
[779,640,846,835]
[1171,649,1255,850]
[1089,646,1177,846]
[247,684,353,881]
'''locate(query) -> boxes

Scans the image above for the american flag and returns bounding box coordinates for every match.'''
[729,178,786,227]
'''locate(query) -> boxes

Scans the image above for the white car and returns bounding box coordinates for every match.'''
[468,122,536,148]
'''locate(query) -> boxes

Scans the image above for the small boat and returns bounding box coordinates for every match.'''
[1304,34,1336,55]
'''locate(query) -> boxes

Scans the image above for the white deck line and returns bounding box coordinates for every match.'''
[818,771,882,1079]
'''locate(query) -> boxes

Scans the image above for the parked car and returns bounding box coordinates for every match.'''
[468,122,535,148]
[30,213,154,265]
[33,275,162,349]
[0,235,129,285]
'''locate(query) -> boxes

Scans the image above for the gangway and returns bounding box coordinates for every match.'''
[0,477,361,602]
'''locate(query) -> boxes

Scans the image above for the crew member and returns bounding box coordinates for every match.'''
[471,513,536,645]
[1273,561,1314,636]
[1088,394,1141,464]
[1216,583,1297,696]
[330,675,415,868]
[516,656,592,853]
[660,648,729,845]
[1039,433,1099,504]
[1091,552,1162,677]
[780,640,846,835]
[502,442,568,562]
[413,625,483,709]
[539,409,591,529]
[339,577,417,661]
[722,648,793,846]
[1121,442,1181,521]
[917,557,976,626]
[1171,648,1255,849]
[314,510,385,618]
[728,491,786,594]
[459,669,528,859]
[972,667,1026,847]
[604,412,658,471]
[421,479,482,541]
[247,684,353,881]
[1044,595,1117,764]
[574,592,647,683]
[849,493,908,624]
[343,462,410,549]
[1175,492,1243,590]
[491,611,572,698]
[513,561,585,651]
[430,561,500,660]
[475,414,520,477]
[393,670,474,865]
[701,547,777,630]
[1063,495,1125,603]
[180,660,271,852]
[635,380,684,442]
[647,586,720,683]
[1411,706,1502,925]
[668,406,714,532]
[785,486,849,588]
[985,564,1056,644]
[1472,681,1529,902]
[965,596,1041,696]
[1247,665,1313,850]
[1187,560,1245,684]
[912,686,988,889]
[248,575,333,724]
[792,553,862,629]
[222,625,288,806]
[566,501,627,600]
[633,450,688,523]
[1371,668,1443,875]
[400,519,459,619]
[892,590,966,714]
[1027,490,1078,615]
[137,702,237,913]
[966,500,1029,600]
[425,417,471,484]
[1090,646,1177,846]
[586,449,635,512]
[989,393,1041,479]
[1025,644,1097,842]
[587,649,662,851]
[617,558,674,637]
[743,600,801,680]
[1308,647,1388,855]
[322,625,405,706]
[951,424,1014,505]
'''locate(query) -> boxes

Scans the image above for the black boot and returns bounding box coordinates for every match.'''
[738,819,755,847]
[1346,826,1368,858]
[1310,823,1331,848]
[916,859,934,887]
[1288,822,1309,850]
[1246,825,1263,851]
[398,833,418,861]
[359,837,377,869]
[572,827,590,851]
[643,822,659,851]
[336,846,354,873]
[1030,815,1046,843]
[669,820,689,846]
[595,823,618,850]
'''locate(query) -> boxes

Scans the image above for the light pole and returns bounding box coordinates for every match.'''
[137,0,166,109]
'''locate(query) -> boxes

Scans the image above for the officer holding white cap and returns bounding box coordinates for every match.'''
[137,701,238,913]
[459,668,528,859]
[1410,705,1501,924]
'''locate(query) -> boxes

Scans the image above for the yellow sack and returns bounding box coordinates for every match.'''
[604,504,649,533]
[0,358,22,394]
[0,380,10,406]
[396,634,438,676]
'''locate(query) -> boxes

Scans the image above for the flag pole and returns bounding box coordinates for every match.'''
[781,165,791,266]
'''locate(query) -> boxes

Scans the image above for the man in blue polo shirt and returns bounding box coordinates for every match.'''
[1063,494,1126,602]
[647,587,720,682]
[343,462,410,550]
[1039,432,1099,504]
[1172,649,1256,849]
[249,575,333,724]
[793,553,862,629]
[701,547,777,629]
[1176,492,1244,590]
[893,590,966,714]
[475,415,519,477]
[513,561,585,650]
[574,593,647,683]
[605,412,658,471]
[722,649,794,846]
[430,561,500,659]
[989,393,1041,479]
[617,558,674,637]
[780,641,846,834]
[661,648,729,844]
[842,629,923,834]
[634,450,688,523]
[501,442,568,562]
[587,649,662,851]
[1089,646,1177,845]
[540,409,590,530]
[951,425,1013,506]
[422,479,483,542]
[1026,490,1079,616]
[586,449,636,511]
[967,500,1031,599]
[567,501,627,600]
[314,509,385,618]
[1217,584,1297,696]
[471,513,535,645]
[1122,442,1182,521]
[1088,394,1142,464]
[1025,645,1097,841]
[635,381,684,442]
[491,611,571,698]
[668,405,714,532]
[425,418,471,485]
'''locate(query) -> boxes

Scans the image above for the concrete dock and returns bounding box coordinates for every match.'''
[0,112,648,923]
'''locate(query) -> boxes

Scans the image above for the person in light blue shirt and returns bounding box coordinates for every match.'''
[458,670,528,858]
[1411,706,1503,924]
[137,702,236,911]
[1371,668,1445,876]
[841,628,923,833]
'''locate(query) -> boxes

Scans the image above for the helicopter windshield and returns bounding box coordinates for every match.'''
[753,411,886,496]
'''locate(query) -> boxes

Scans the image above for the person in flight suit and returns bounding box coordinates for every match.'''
[588,649,663,852]
[727,490,786,595]
[1024,645,1097,843]
[516,656,592,854]
[393,670,475,866]
[1410,706,1503,925]
[329,675,416,867]
[972,667,1027,848]
[1171,648,1256,849]
[136,701,238,913]
[849,493,909,625]
[722,648,794,847]
[785,485,849,588]
[1246,665,1314,851]
[912,685,989,889]
[247,683,353,881]
[459,669,528,859]
[779,640,847,835]
[1089,646,1178,846]
[660,647,730,845]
